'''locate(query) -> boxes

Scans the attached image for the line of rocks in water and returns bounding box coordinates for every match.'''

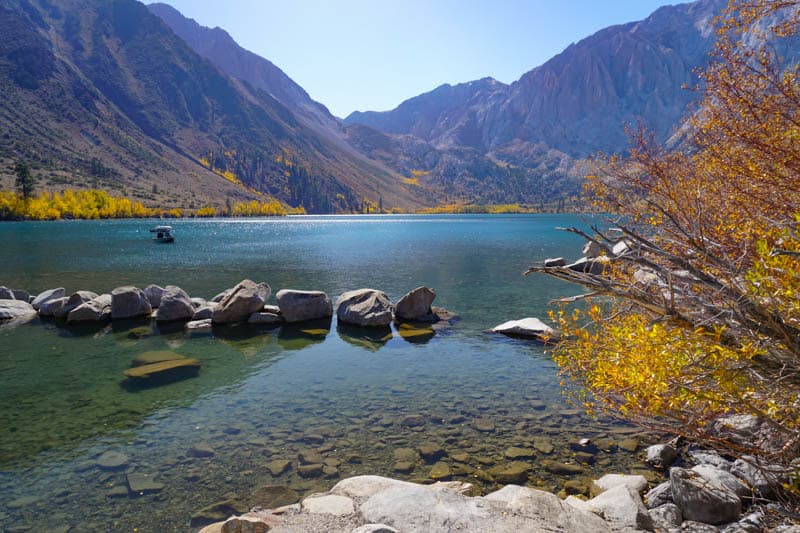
[0,282,458,331]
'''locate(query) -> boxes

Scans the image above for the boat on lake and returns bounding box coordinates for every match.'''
[150,225,175,243]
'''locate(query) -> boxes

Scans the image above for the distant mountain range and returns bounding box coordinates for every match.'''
[1,0,788,212]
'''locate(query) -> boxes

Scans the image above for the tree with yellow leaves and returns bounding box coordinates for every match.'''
[527,0,800,482]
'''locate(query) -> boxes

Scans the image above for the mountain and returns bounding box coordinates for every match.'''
[147,2,337,134]
[343,0,729,203]
[0,0,418,212]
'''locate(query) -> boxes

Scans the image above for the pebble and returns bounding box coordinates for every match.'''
[266,459,292,476]
[188,443,215,458]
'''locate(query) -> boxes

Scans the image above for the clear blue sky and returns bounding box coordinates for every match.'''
[158,0,681,118]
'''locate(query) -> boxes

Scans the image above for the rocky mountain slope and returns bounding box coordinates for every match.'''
[0,0,418,212]
[343,0,729,202]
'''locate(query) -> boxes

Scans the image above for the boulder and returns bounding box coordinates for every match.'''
[193,304,217,321]
[0,286,15,299]
[645,481,673,509]
[336,288,393,327]
[143,284,166,308]
[670,467,741,525]
[31,287,64,310]
[190,297,207,308]
[156,286,195,322]
[730,456,784,497]
[301,494,355,516]
[691,465,750,498]
[649,503,682,530]
[0,299,37,320]
[54,291,98,319]
[394,286,436,322]
[38,296,68,316]
[212,280,270,324]
[67,294,112,322]
[590,473,649,497]
[646,443,678,469]
[211,289,232,303]
[276,290,333,323]
[490,317,555,340]
[586,484,654,531]
[13,289,31,302]
[248,312,283,325]
[482,484,612,532]
[111,286,152,319]
[688,450,733,471]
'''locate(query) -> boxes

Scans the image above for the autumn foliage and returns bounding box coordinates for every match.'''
[529,0,800,474]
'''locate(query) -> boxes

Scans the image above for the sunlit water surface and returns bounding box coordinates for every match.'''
[0,215,658,532]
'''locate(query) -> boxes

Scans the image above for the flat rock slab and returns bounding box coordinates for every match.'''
[131,350,186,367]
[123,358,200,379]
[127,473,165,494]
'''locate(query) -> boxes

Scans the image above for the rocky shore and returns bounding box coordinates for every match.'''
[197,430,800,533]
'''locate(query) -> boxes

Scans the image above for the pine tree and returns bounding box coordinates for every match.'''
[14,161,35,199]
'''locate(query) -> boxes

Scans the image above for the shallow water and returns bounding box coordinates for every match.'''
[0,215,660,532]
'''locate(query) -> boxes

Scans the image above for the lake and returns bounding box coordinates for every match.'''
[0,215,657,532]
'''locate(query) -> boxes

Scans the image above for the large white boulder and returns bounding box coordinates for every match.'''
[491,317,554,339]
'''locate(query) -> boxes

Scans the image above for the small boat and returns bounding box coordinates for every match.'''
[150,225,175,243]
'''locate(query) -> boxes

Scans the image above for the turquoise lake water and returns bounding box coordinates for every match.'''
[0,215,658,532]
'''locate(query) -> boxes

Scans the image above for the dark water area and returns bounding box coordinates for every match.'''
[0,215,660,532]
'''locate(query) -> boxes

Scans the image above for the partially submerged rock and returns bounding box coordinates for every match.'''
[156,285,194,322]
[54,291,99,319]
[212,279,270,324]
[275,289,333,324]
[0,299,37,320]
[336,288,393,327]
[394,286,436,322]
[111,286,152,319]
[248,312,283,325]
[31,287,65,310]
[490,317,556,341]
[67,294,112,322]
[143,284,166,308]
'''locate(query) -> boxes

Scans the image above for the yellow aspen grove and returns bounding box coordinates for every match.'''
[527,0,800,488]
